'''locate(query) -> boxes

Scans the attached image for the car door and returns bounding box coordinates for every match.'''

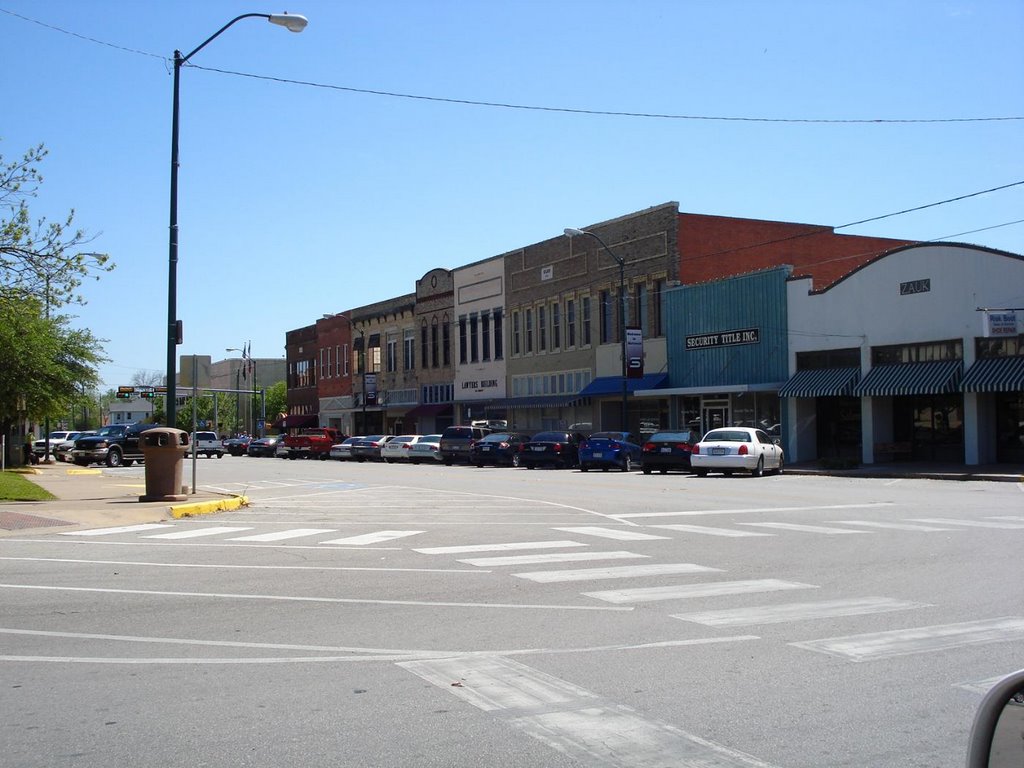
[756,430,778,467]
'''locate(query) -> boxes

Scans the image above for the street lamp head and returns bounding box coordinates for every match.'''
[564,228,586,238]
[268,13,308,33]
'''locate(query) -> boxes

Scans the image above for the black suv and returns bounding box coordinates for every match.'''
[439,425,490,465]
[71,423,162,468]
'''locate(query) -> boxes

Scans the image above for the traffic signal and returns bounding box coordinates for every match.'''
[140,391,158,399]
[115,392,132,399]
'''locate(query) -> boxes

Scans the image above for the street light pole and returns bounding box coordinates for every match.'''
[166,12,307,428]
[564,228,629,432]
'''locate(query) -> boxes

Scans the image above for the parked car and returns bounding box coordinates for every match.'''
[469,432,532,467]
[33,430,79,458]
[350,435,394,462]
[189,431,225,458]
[690,426,784,477]
[439,425,491,465]
[517,430,583,470]
[275,439,291,459]
[329,436,363,461]
[641,429,699,474]
[578,431,642,472]
[283,427,344,460]
[408,434,442,464]
[71,423,162,468]
[247,434,284,457]
[380,435,422,463]
[55,431,93,462]
[223,436,251,456]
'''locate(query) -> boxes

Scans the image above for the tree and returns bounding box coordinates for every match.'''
[265,381,287,423]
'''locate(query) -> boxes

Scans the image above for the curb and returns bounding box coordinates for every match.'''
[169,495,249,519]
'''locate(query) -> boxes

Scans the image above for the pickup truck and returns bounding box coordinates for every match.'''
[282,427,345,460]
[71,423,162,468]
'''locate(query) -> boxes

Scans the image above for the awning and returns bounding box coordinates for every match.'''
[778,367,860,398]
[578,373,667,397]
[277,413,318,429]
[483,394,587,410]
[367,333,381,348]
[404,403,453,419]
[961,356,1024,393]
[853,360,962,397]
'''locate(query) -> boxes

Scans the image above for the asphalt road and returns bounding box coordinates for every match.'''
[2,456,1022,767]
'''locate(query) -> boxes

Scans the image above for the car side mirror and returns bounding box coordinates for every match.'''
[966,669,1024,767]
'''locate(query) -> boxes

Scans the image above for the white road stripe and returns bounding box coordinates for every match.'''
[673,597,930,627]
[319,531,424,545]
[791,617,1024,661]
[143,527,254,540]
[59,524,173,536]
[614,503,893,519]
[909,518,1024,529]
[989,516,1024,521]
[829,520,957,532]
[584,579,816,604]
[460,551,647,567]
[227,528,337,542]
[552,527,669,541]
[652,524,773,537]
[0,583,632,612]
[0,556,486,574]
[414,540,586,555]
[399,656,778,768]
[513,563,722,583]
[739,522,871,535]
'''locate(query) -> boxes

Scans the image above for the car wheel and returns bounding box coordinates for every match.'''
[751,456,764,478]
[580,464,589,472]
[773,455,784,475]
[105,449,122,468]
[622,455,632,472]
[642,467,651,475]
[696,469,708,477]
[723,470,734,477]
[526,463,534,470]
[601,467,608,472]
[123,459,134,467]
[660,469,667,474]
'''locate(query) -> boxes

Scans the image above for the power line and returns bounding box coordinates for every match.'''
[2,7,1021,125]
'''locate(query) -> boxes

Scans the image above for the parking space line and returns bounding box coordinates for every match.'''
[460,551,647,567]
[584,579,817,604]
[513,563,722,583]
[415,540,586,555]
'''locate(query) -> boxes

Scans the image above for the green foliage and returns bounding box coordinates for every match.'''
[265,381,287,420]
[0,470,56,501]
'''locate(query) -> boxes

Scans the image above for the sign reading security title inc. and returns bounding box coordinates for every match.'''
[685,327,761,350]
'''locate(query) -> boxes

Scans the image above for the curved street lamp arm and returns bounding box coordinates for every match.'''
[181,13,271,63]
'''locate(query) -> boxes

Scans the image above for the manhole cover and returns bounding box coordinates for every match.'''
[0,510,73,530]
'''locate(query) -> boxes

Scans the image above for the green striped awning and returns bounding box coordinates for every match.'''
[961,356,1024,393]
[778,367,860,398]
[853,360,962,397]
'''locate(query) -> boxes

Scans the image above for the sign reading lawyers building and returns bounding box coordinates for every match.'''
[685,327,761,350]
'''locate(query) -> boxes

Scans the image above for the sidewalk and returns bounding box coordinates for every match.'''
[785,461,1023,483]
[0,462,247,538]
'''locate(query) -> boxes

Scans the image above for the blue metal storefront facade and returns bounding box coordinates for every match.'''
[638,267,790,444]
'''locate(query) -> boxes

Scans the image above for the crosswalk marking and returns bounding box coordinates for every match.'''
[320,531,424,546]
[414,540,585,555]
[143,527,254,540]
[614,503,893,519]
[989,516,1024,522]
[909,518,1024,529]
[513,563,723,583]
[673,597,929,627]
[552,527,669,541]
[60,524,173,536]
[583,579,816,604]
[459,551,647,567]
[791,617,1024,662]
[227,528,336,542]
[739,522,870,535]
[829,520,956,532]
[399,655,780,768]
[651,524,773,537]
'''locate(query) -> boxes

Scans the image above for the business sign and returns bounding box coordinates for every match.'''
[685,327,760,350]
[982,311,1019,338]
[899,279,931,295]
[625,327,644,378]
[364,373,378,405]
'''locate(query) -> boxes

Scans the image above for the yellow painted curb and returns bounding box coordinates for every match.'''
[170,495,249,519]
[67,468,102,476]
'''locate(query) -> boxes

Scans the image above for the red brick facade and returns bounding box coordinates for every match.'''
[678,213,912,289]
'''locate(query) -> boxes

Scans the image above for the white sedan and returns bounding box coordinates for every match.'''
[690,427,784,477]
[380,434,422,463]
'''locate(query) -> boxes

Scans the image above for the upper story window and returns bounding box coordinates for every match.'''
[581,296,592,346]
[493,309,503,360]
[796,348,861,370]
[551,301,561,350]
[566,298,576,348]
[459,315,468,364]
[512,310,520,356]
[443,314,452,367]
[635,283,648,336]
[599,290,613,344]
[538,305,547,352]
[481,313,491,361]
[420,321,429,369]
[525,308,534,353]
[386,333,398,373]
[469,314,479,363]
[977,336,1024,358]
[872,339,962,365]
[431,318,440,368]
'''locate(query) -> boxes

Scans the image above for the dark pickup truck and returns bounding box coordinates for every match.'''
[71,423,162,468]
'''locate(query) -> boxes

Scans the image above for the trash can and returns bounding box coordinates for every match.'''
[139,428,189,502]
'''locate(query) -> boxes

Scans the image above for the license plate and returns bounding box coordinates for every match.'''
[481,446,492,452]
[592,451,603,458]
[532,446,546,452]
[711,447,728,455]
[660,447,671,453]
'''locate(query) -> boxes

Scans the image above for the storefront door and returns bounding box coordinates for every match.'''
[701,402,729,436]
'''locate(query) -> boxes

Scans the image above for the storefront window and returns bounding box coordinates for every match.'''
[873,340,962,365]
[996,393,1024,463]
[732,393,756,428]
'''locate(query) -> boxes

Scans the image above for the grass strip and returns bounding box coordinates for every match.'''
[0,471,57,501]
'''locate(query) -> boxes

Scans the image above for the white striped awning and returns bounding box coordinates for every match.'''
[778,367,860,398]
[961,356,1024,393]
[853,360,962,397]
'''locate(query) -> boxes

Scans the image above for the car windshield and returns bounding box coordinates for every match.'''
[480,433,512,443]
[703,430,751,442]
[589,432,625,441]
[649,432,695,442]
[531,432,567,442]
[443,427,473,438]
[94,425,126,437]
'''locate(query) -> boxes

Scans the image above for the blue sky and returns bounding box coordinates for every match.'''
[2,0,1022,392]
